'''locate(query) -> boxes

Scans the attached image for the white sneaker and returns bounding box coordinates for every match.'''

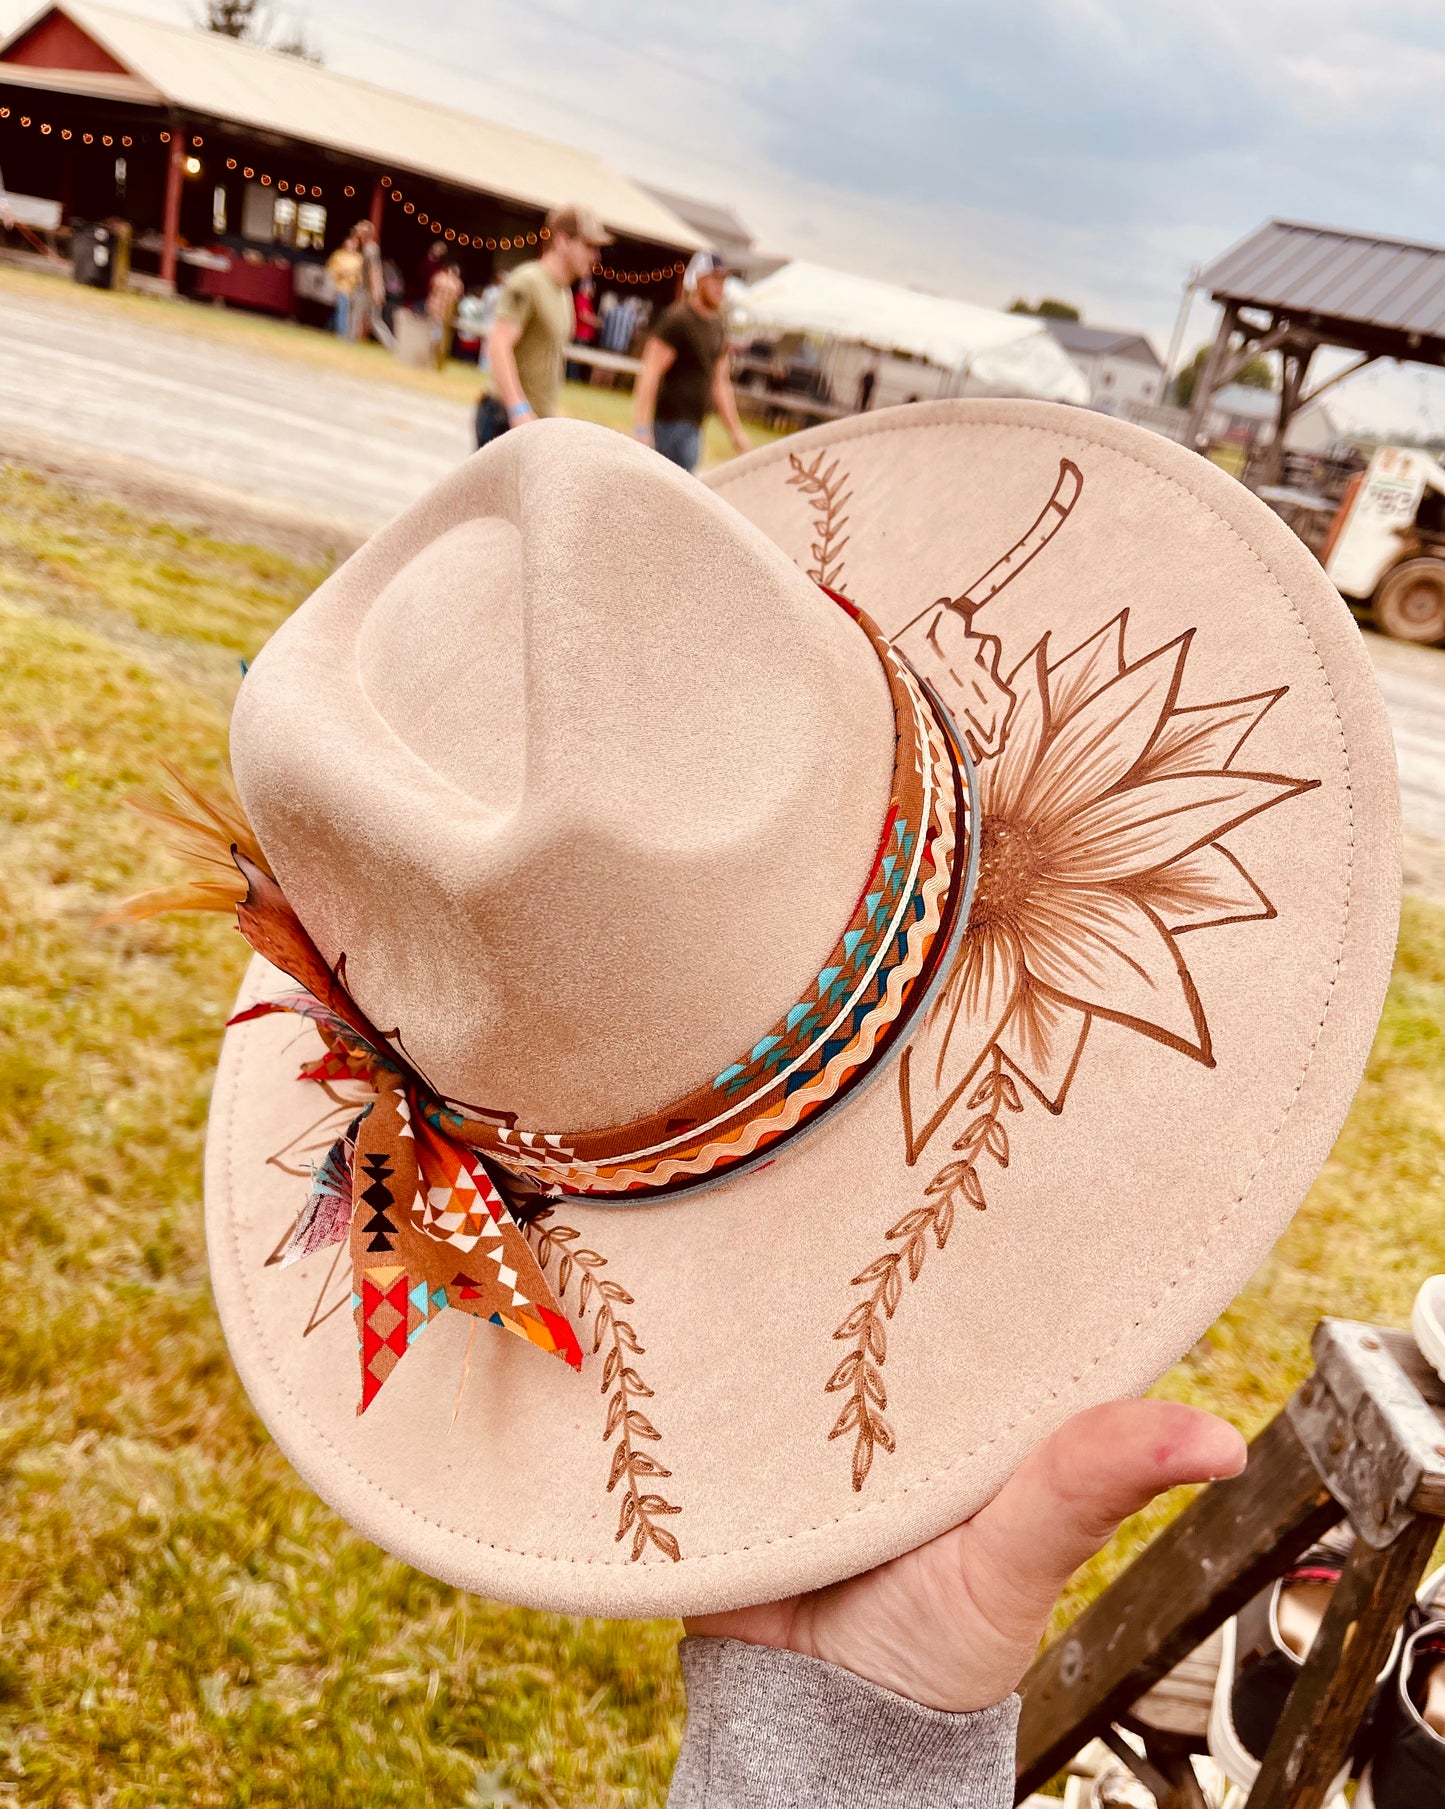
[1413,1276,1445,1384]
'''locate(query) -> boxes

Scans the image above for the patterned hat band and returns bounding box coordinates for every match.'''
[241,594,978,1211]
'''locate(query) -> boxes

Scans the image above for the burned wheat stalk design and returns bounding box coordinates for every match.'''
[786,450,852,589]
[529,1217,682,1562]
[828,1046,1023,1490]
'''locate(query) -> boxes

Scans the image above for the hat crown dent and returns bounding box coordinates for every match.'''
[231,421,896,1129]
[358,514,527,820]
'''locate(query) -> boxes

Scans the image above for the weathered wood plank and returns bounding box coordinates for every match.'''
[1244,1513,1442,1808]
[1014,1406,1341,1799]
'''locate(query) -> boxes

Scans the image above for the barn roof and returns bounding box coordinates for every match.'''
[0,0,704,249]
[1042,317,1162,367]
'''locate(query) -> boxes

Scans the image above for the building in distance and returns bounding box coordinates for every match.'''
[1041,317,1166,414]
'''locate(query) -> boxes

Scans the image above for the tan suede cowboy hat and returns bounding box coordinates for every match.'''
[197,404,1398,1619]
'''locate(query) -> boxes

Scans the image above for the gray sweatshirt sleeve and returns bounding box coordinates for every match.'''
[667,1636,1020,1809]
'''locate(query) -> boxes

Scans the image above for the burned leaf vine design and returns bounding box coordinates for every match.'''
[928,1046,1022,1212]
[528,1216,683,1562]
[829,1048,1023,1490]
[786,450,852,589]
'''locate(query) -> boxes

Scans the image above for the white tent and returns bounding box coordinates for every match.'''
[733,261,1090,404]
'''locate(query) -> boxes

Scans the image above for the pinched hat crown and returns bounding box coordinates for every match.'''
[231,422,897,1128]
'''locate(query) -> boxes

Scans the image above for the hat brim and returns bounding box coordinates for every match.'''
[205,401,1399,1618]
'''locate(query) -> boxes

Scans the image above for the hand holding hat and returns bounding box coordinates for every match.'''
[688,1397,1246,1712]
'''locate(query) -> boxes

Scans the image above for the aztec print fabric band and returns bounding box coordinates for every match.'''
[229,594,975,1408]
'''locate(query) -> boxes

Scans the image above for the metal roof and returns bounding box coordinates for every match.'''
[640,185,754,255]
[1200,219,1445,341]
[1042,317,1162,366]
[0,1,704,250]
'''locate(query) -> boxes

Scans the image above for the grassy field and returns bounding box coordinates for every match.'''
[0,458,1442,1806]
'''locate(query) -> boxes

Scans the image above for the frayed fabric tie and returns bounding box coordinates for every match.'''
[229,859,583,1412]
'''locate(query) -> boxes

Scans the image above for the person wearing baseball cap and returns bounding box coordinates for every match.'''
[476,203,612,447]
[631,249,750,473]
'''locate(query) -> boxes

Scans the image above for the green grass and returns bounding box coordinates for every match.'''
[0,457,1442,1804]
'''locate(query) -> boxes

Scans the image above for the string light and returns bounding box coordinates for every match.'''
[0,112,328,198]
[0,112,145,159]
[2,109,131,146]
[0,112,684,277]
[594,259,686,282]
[384,187,569,261]
[221,153,324,195]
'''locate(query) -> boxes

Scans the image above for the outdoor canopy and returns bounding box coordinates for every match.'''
[733,260,1091,405]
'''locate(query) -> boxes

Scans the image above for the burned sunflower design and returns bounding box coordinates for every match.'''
[902,613,1317,1153]
[804,458,1320,1491]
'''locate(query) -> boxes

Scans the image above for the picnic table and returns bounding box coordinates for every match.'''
[566,343,642,381]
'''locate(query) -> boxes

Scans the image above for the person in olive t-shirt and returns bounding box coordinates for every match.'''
[631,251,749,473]
[476,203,611,447]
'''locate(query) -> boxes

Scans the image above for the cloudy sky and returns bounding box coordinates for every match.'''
[9,0,1445,433]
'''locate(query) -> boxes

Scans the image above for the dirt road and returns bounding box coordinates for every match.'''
[0,275,465,532]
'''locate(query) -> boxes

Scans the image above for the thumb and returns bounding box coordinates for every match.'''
[959,1400,1246,1633]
